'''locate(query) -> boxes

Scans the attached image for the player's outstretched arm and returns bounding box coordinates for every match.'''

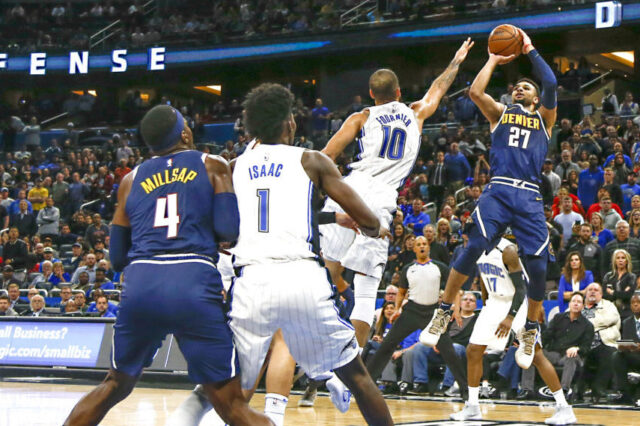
[469,53,513,128]
[518,28,557,135]
[321,111,368,161]
[110,172,133,272]
[410,38,474,124]
[302,150,380,237]
[204,155,240,245]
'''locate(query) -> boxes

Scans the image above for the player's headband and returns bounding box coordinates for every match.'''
[151,108,185,153]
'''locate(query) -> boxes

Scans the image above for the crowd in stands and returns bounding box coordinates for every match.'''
[1,73,640,405]
[0,0,607,53]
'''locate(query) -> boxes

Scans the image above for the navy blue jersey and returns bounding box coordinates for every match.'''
[126,150,218,261]
[490,104,549,184]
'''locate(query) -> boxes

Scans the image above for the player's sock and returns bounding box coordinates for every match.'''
[524,319,539,331]
[264,393,288,426]
[552,389,568,407]
[440,302,452,312]
[468,386,480,406]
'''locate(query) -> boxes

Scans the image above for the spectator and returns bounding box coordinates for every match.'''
[499,83,513,105]
[629,208,640,238]
[554,196,584,245]
[592,212,614,250]
[85,213,109,248]
[311,98,330,143]
[577,155,603,209]
[602,168,625,208]
[602,249,637,321]
[36,197,60,239]
[22,294,50,317]
[426,151,448,208]
[57,285,73,311]
[605,220,640,276]
[558,252,594,313]
[6,283,27,314]
[9,200,37,238]
[423,224,450,264]
[2,227,28,273]
[71,253,98,285]
[611,294,640,404]
[1,265,21,289]
[0,294,18,316]
[58,223,80,246]
[542,159,561,196]
[619,91,639,117]
[555,150,581,183]
[602,88,619,116]
[454,87,478,124]
[552,187,584,218]
[403,199,430,236]
[69,172,89,212]
[567,223,603,282]
[521,292,594,400]
[604,142,633,169]
[599,197,622,231]
[50,262,71,287]
[444,142,470,194]
[8,190,33,216]
[64,242,84,271]
[95,295,116,318]
[73,292,88,314]
[581,283,621,402]
[27,178,48,214]
[621,172,640,214]
[84,267,115,298]
[31,260,55,290]
[22,117,41,151]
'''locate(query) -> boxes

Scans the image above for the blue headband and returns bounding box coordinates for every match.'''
[151,108,185,153]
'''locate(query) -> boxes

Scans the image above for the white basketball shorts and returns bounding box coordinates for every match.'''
[320,171,396,278]
[228,259,359,390]
[469,296,528,351]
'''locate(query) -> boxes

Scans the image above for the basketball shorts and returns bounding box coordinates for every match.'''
[320,171,396,278]
[469,296,528,351]
[229,259,359,390]
[112,255,238,384]
[471,178,550,258]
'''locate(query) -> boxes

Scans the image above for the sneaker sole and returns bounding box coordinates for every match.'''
[450,413,482,420]
[297,400,315,407]
[326,381,350,413]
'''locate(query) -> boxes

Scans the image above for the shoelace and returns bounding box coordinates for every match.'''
[522,330,536,355]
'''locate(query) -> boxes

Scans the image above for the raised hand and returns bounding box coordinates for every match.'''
[516,28,534,55]
[452,37,475,66]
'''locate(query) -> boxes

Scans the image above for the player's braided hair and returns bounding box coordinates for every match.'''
[243,83,294,144]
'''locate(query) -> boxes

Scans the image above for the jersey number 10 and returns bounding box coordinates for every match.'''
[508,127,531,149]
[378,125,407,160]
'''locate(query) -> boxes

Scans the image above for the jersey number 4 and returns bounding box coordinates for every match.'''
[508,127,531,149]
[378,126,406,160]
[154,193,180,239]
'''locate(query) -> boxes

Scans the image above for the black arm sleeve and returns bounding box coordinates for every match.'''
[507,271,526,317]
[318,211,336,225]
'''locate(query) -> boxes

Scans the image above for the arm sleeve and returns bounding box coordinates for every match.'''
[318,211,336,225]
[213,192,240,245]
[527,49,557,110]
[110,224,132,272]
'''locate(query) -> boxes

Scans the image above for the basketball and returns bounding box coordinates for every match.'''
[488,24,523,57]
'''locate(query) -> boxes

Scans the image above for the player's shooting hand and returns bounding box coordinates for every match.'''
[488,52,517,65]
[516,28,534,54]
[335,212,359,232]
[452,37,475,65]
[566,347,579,358]
[495,315,514,339]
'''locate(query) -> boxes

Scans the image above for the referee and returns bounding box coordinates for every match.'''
[366,236,468,398]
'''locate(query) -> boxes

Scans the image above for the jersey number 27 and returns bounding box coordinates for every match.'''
[154,193,180,239]
[508,127,531,149]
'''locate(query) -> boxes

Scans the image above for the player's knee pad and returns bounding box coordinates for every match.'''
[451,226,488,276]
[523,255,546,301]
[350,274,379,325]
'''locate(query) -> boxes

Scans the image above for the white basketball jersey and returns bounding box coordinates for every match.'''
[476,239,528,299]
[348,101,421,189]
[232,143,320,266]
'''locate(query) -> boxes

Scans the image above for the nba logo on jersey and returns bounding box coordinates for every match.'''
[167,158,173,167]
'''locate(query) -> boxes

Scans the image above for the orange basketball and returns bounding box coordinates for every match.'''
[488,24,523,57]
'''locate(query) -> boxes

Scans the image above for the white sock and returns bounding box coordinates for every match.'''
[165,387,214,426]
[552,389,568,407]
[482,380,489,388]
[264,393,288,426]
[468,386,480,405]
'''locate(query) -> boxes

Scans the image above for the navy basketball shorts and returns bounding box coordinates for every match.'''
[471,182,549,257]
[111,256,238,384]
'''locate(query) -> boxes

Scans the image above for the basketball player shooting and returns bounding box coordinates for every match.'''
[421,27,557,372]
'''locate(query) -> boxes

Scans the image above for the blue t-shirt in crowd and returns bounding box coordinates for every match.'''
[577,167,603,209]
[444,152,470,182]
[620,183,640,213]
[404,211,431,236]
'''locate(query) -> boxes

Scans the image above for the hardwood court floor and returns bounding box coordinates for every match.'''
[0,381,635,425]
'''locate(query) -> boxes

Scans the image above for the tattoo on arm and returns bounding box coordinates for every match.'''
[432,62,460,92]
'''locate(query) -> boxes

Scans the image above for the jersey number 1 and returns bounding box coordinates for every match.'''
[257,189,269,233]
[154,193,180,239]
[508,127,531,149]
